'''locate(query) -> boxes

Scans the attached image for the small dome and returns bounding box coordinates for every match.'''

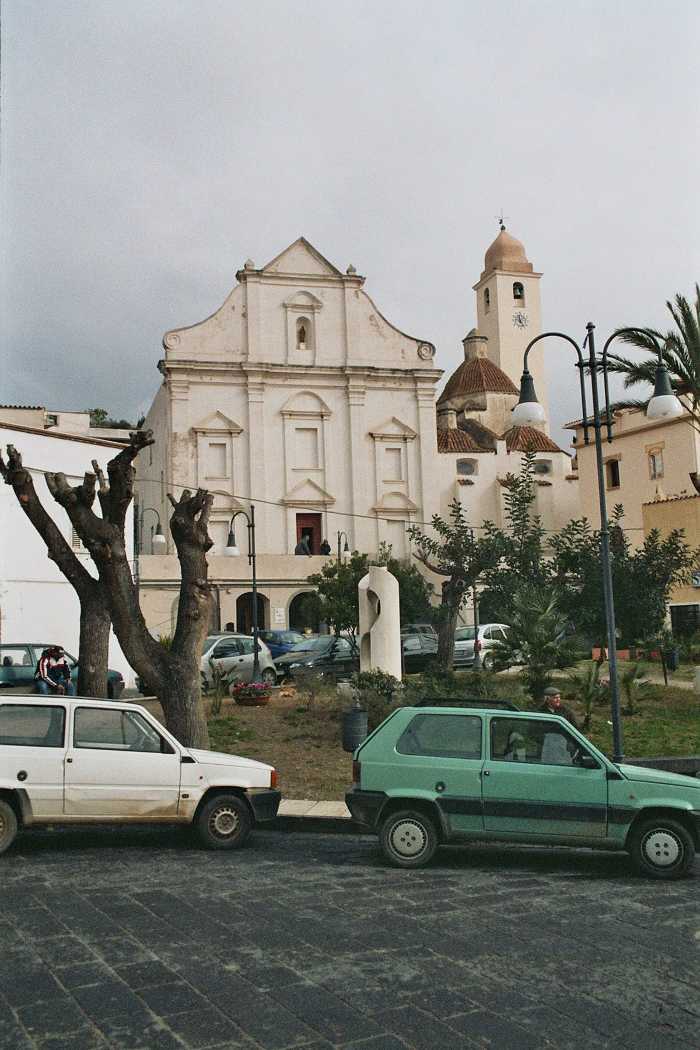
[482,228,533,278]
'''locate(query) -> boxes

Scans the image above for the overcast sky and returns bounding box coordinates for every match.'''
[2,1,699,444]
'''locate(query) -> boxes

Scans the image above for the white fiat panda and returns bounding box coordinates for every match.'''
[0,696,280,854]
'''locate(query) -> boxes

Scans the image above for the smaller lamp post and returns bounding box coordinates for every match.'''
[337,531,351,564]
[140,508,167,554]
[225,505,261,681]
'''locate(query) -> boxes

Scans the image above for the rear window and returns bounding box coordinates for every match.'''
[396,713,482,760]
[455,628,476,641]
[0,705,66,747]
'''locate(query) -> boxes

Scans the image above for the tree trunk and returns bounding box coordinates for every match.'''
[160,661,210,748]
[437,579,463,667]
[77,595,112,697]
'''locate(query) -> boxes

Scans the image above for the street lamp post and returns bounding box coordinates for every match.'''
[337,531,350,564]
[225,505,261,681]
[140,508,167,555]
[133,498,167,608]
[512,323,682,764]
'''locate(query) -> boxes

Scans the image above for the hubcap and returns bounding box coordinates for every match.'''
[390,818,427,859]
[210,806,240,838]
[642,829,682,868]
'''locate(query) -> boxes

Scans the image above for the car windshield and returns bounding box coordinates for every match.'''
[288,637,333,653]
[456,628,477,640]
[201,635,233,653]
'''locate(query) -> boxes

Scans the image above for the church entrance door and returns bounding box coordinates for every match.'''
[296,513,322,555]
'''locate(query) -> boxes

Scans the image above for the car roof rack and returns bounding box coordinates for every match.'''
[414,697,519,711]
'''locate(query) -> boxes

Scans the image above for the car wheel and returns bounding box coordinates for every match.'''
[379,809,438,869]
[261,668,277,686]
[481,654,495,672]
[0,800,18,856]
[196,794,252,851]
[628,816,695,879]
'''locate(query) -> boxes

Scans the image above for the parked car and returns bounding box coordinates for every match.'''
[0,695,280,855]
[401,633,440,673]
[345,700,700,878]
[453,623,510,671]
[200,633,277,690]
[401,623,438,639]
[0,644,125,699]
[258,629,305,660]
[274,635,359,682]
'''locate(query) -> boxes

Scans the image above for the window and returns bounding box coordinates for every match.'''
[455,627,476,642]
[648,449,664,480]
[238,637,255,655]
[74,708,171,753]
[71,527,85,552]
[0,646,34,667]
[333,638,353,654]
[206,441,227,479]
[402,636,421,652]
[45,413,58,427]
[384,448,403,481]
[533,461,551,475]
[295,428,319,468]
[397,713,482,760]
[490,717,587,767]
[605,460,621,489]
[484,288,490,311]
[513,282,525,302]
[0,705,65,747]
[457,459,478,477]
[212,640,240,659]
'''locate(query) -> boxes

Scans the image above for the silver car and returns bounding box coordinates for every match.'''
[200,633,277,689]
[453,623,510,671]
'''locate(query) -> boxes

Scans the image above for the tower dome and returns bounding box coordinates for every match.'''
[481,227,533,279]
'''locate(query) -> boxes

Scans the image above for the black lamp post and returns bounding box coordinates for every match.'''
[337,531,351,564]
[225,505,261,682]
[140,507,167,554]
[512,324,682,764]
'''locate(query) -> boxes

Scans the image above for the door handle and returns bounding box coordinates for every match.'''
[435,781,445,793]
[482,769,490,776]
[66,757,73,764]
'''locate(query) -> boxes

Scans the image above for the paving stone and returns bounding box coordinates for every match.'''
[374,1005,476,1050]
[115,961,180,989]
[0,1024,34,1050]
[16,995,89,1038]
[71,980,154,1024]
[100,1018,186,1049]
[36,1026,110,1049]
[339,1038,411,1049]
[160,1007,246,1048]
[55,963,116,989]
[274,983,383,1044]
[446,1008,544,1049]
[136,981,208,1016]
[1,966,66,1007]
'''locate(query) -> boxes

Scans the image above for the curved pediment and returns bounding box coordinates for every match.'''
[372,491,419,514]
[281,390,332,419]
[284,289,323,312]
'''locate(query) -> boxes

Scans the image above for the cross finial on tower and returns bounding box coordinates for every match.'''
[495,210,509,231]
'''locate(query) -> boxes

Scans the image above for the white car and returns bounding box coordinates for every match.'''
[0,696,280,855]
[453,623,511,671]
[200,633,277,690]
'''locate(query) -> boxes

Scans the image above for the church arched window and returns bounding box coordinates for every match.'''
[513,282,525,303]
[484,288,490,312]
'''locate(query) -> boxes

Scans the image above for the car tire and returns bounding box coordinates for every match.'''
[628,816,695,879]
[481,654,495,672]
[0,800,18,856]
[379,809,438,869]
[261,668,277,686]
[196,794,252,851]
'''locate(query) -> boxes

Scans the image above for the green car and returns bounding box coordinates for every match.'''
[345,701,700,879]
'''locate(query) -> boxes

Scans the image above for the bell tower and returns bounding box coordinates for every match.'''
[473,223,548,425]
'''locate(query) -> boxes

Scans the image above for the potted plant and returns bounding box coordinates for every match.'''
[229,681,272,706]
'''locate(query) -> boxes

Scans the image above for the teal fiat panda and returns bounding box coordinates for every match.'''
[345,701,700,878]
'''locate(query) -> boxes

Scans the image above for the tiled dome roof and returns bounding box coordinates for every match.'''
[437,428,488,453]
[438,357,518,405]
[503,426,564,453]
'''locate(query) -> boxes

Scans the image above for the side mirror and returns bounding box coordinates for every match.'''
[579,754,599,770]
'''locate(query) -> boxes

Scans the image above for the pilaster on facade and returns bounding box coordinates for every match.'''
[246,372,267,548]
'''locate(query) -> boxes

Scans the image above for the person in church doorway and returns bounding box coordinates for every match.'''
[294,537,312,556]
[319,538,331,555]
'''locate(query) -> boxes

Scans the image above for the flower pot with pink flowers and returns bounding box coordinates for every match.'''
[230,681,272,706]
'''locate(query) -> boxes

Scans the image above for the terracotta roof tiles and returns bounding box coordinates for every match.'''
[438,358,518,405]
[437,428,489,453]
[503,426,565,454]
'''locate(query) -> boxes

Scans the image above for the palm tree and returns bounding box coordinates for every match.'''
[605,285,700,427]
[492,583,576,702]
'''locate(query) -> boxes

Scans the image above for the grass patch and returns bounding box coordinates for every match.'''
[580,685,699,758]
[208,715,256,752]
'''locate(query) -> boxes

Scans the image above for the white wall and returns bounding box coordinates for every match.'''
[0,425,136,685]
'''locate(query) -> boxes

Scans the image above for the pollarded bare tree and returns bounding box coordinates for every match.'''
[43,430,214,747]
[0,445,112,697]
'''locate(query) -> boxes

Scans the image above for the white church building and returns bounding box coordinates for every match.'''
[137,229,579,634]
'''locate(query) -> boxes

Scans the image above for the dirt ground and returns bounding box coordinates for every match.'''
[143,689,354,801]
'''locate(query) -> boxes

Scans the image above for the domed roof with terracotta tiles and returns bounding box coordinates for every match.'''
[502,425,565,453]
[482,226,533,279]
[438,356,518,406]
[436,428,486,453]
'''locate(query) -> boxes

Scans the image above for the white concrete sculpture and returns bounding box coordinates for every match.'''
[358,565,402,680]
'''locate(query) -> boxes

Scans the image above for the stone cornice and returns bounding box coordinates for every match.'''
[160,359,443,384]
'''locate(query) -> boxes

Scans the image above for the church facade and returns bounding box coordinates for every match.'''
[137,230,579,635]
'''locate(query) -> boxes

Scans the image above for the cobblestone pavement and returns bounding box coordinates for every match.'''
[1,826,698,1050]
